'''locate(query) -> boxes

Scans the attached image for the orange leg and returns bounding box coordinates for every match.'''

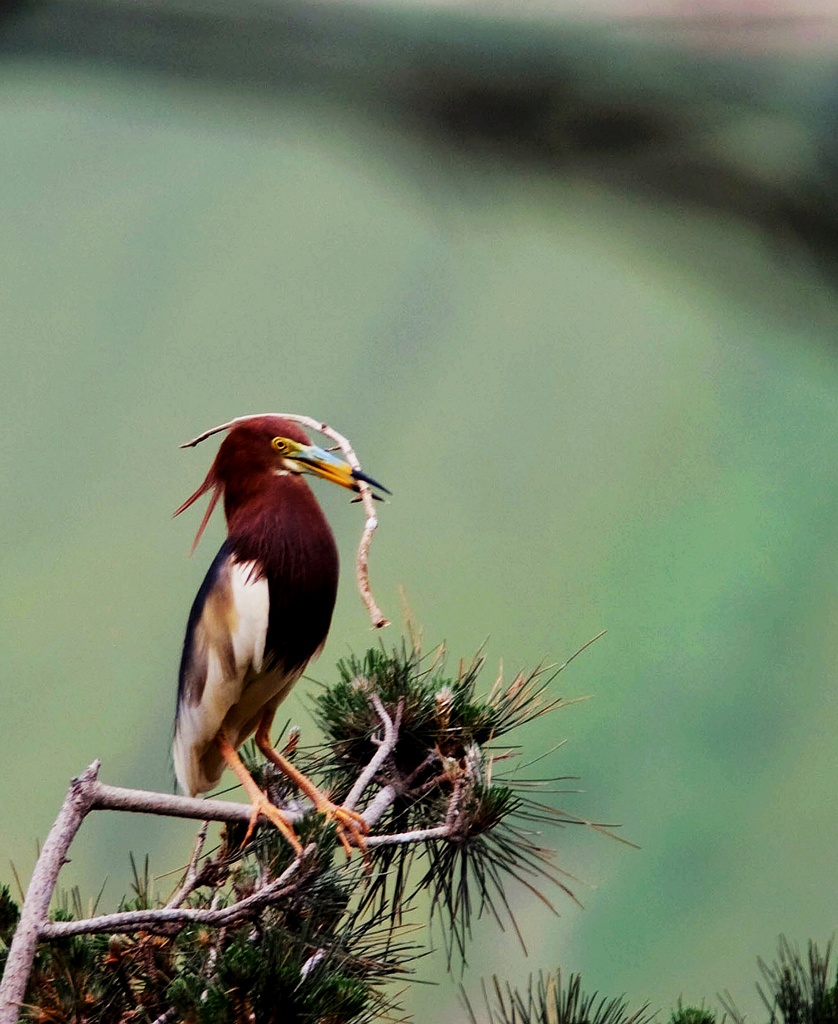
[255,712,369,858]
[214,731,303,855]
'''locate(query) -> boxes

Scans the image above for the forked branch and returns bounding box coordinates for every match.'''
[0,694,465,1022]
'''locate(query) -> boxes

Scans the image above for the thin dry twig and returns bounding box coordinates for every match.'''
[166,821,209,910]
[365,826,450,847]
[343,695,403,812]
[180,413,389,628]
[201,886,229,992]
[40,848,313,940]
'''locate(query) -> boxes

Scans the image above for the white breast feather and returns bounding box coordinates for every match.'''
[228,559,269,675]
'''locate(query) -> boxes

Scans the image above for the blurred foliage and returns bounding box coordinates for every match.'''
[469,968,654,1024]
[0,889,19,949]
[723,937,838,1024]
[466,939,838,1024]
[669,1002,718,1024]
[757,938,838,1024]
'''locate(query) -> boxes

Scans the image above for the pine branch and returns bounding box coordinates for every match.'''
[0,640,611,1023]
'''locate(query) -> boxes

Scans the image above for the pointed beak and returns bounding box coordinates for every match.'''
[290,444,391,498]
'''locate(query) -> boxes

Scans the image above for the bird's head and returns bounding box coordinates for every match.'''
[175,415,388,550]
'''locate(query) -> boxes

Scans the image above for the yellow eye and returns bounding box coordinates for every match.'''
[272,437,289,454]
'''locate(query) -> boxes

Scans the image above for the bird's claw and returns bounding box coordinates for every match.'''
[244,794,304,856]
[318,802,369,860]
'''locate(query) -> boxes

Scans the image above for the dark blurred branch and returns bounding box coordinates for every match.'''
[6,0,838,291]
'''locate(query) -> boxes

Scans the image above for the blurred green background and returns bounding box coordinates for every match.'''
[1,1,837,1019]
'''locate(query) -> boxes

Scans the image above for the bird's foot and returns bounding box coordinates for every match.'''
[250,731,369,859]
[212,729,304,855]
[315,800,369,859]
[244,794,304,856]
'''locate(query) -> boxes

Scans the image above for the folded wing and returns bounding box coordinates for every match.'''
[173,541,299,795]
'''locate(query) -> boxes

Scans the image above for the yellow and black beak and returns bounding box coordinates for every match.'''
[279,439,390,499]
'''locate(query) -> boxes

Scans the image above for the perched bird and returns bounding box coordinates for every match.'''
[172,415,387,854]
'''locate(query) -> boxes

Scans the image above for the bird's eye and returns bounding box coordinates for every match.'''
[272,437,289,454]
